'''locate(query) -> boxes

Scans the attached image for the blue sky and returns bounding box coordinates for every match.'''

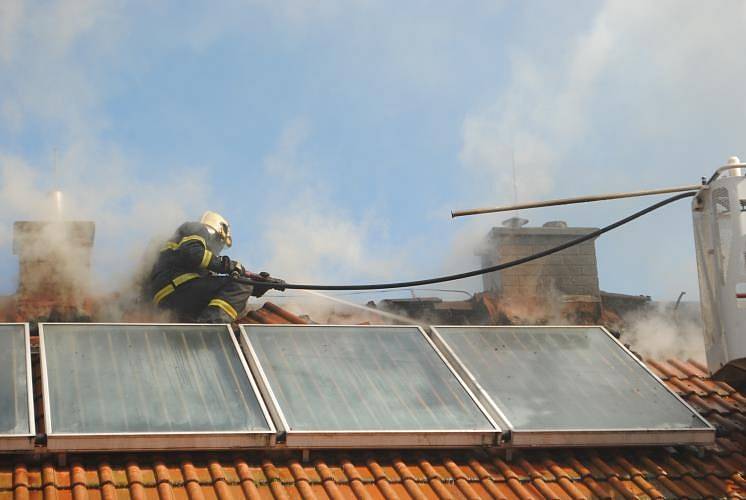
[0,0,745,303]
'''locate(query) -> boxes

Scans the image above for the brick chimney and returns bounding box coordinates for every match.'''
[11,221,95,319]
[476,219,601,320]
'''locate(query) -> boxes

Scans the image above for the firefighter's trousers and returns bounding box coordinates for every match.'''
[159,275,252,322]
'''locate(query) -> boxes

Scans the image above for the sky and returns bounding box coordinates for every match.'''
[0,0,745,303]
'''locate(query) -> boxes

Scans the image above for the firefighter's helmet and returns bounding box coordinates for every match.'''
[200,211,232,247]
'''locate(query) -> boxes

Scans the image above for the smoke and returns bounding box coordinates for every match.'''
[458,2,614,205]
[455,1,746,302]
[261,199,402,283]
[252,118,408,285]
[450,5,618,297]
[459,1,746,203]
[1,0,742,329]
[238,117,418,320]
[0,1,214,300]
[0,150,212,296]
[621,303,705,363]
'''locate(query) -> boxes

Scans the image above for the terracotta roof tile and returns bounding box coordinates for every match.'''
[260,303,307,324]
[565,457,610,499]
[0,451,741,499]
[491,458,536,500]
[153,461,175,500]
[13,464,28,500]
[668,359,708,379]
[463,458,508,499]
[231,460,259,500]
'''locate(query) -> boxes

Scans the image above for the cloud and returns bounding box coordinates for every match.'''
[457,0,746,300]
[256,119,405,284]
[248,0,369,25]
[0,0,24,63]
[262,117,311,182]
[461,0,746,196]
[0,0,126,136]
[235,1,508,104]
[459,3,617,203]
[262,196,396,282]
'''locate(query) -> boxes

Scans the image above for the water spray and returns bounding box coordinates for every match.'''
[299,289,425,326]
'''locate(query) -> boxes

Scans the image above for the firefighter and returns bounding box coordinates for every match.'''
[148,211,279,323]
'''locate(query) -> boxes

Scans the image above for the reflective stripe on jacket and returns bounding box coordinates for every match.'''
[148,222,225,302]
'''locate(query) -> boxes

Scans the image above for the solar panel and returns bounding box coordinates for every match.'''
[40,323,275,450]
[0,324,34,450]
[239,324,499,448]
[430,326,714,447]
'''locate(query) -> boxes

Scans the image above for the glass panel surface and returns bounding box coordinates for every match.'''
[0,325,30,434]
[435,326,709,430]
[43,324,271,434]
[243,326,494,431]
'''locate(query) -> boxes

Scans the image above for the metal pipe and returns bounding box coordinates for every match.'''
[451,184,702,218]
[707,160,746,183]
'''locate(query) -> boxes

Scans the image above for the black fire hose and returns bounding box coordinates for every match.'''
[234,191,697,291]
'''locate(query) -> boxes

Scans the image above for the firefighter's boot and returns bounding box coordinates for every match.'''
[196,305,233,324]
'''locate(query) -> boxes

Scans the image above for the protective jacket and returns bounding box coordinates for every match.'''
[148,222,230,306]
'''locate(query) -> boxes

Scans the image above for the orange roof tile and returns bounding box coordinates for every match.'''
[0,439,743,500]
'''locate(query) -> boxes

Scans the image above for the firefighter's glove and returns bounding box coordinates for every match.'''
[219,256,245,277]
[217,256,232,274]
[229,260,246,278]
[259,272,286,292]
[250,272,286,297]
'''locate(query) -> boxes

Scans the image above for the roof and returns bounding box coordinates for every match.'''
[2,302,744,499]
[2,355,745,500]
[240,302,309,325]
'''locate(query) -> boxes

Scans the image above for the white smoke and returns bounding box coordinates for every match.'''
[459,1,746,205]
[0,150,212,294]
[622,303,706,363]
[253,118,408,285]
[454,0,746,304]
[459,5,614,204]
[2,0,745,329]
[0,1,216,296]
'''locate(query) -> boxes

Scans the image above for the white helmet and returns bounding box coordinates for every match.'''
[200,211,232,247]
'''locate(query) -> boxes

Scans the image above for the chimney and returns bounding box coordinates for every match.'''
[476,219,601,303]
[12,221,95,308]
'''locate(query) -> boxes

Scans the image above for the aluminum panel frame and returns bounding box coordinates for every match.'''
[39,323,276,451]
[428,325,715,448]
[239,324,501,449]
[0,323,35,451]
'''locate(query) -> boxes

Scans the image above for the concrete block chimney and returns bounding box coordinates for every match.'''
[477,219,601,302]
